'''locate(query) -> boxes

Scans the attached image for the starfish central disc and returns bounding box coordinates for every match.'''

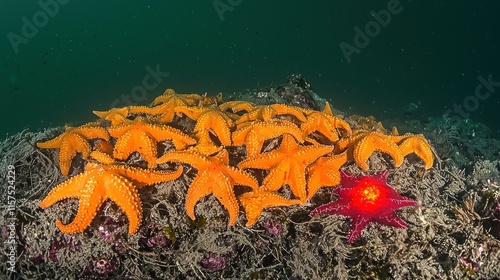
[351,179,387,212]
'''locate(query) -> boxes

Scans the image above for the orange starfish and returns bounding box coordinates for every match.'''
[156,148,258,226]
[238,189,301,227]
[175,105,235,155]
[93,106,153,126]
[238,134,333,203]
[232,119,304,157]
[40,152,184,234]
[107,118,196,168]
[37,122,110,176]
[336,131,403,170]
[219,100,255,115]
[394,133,434,169]
[151,88,202,107]
[300,101,352,144]
[235,104,307,125]
[306,150,349,199]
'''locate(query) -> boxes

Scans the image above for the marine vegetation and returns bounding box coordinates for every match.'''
[1,76,499,279]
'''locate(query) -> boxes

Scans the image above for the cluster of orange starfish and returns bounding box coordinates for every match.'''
[38,89,434,234]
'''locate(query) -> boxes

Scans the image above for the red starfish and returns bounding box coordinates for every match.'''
[310,170,417,244]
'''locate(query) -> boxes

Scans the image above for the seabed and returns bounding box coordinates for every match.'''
[1,76,500,279]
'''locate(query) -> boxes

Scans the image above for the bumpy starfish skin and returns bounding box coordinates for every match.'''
[146,98,188,124]
[93,106,154,126]
[310,171,417,244]
[107,119,196,168]
[395,134,434,169]
[300,101,352,144]
[306,150,349,199]
[175,105,234,154]
[238,189,301,227]
[39,88,436,234]
[40,161,183,234]
[239,134,333,203]
[336,131,403,170]
[37,122,110,176]
[232,120,304,157]
[219,100,255,114]
[157,149,258,226]
[235,104,307,124]
[151,88,203,106]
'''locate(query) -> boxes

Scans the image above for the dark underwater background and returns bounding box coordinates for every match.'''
[1,0,499,138]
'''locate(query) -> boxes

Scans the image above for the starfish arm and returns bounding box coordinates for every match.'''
[238,150,283,170]
[353,133,403,170]
[106,174,143,234]
[390,196,418,209]
[75,126,110,141]
[307,152,348,198]
[307,168,342,200]
[148,103,179,123]
[324,115,352,137]
[347,216,370,244]
[318,118,342,142]
[157,109,177,124]
[219,100,255,114]
[212,176,240,226]
[184,170,214,221]
[223,166,259,190]
[114,165,184,188]
[294,145,334,166]
[234,106,264,124]
[267,104,307,122]
[127,105,154,115]
[287,163,307,202]
[302,113,349,143]
[174,106,205,120]
[55,178,105,234]
[239,190,300,227]
[39,172,91,208]
[197,113,232,146]
[193,134,224,155]
[112,131,134,160]
[68,133,92,159]
[244,130,263,157]
[107,124,133,138]
[90,151,115,165]
[36,133,65,149]
[231,125,253,146]
[143,124,196,149]
[309,201,351,217]
[58,134,90,176]
[334,132,365,153]
[113,131,158,168]
[156,150,211,169]
[262,162,290,192]
[93,108,130,126]
[398,135,434,169]
[171,134,197,151]
[375,213,408,228]
[238,193,261,227]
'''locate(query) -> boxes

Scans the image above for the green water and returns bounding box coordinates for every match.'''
[1,1,499,138]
